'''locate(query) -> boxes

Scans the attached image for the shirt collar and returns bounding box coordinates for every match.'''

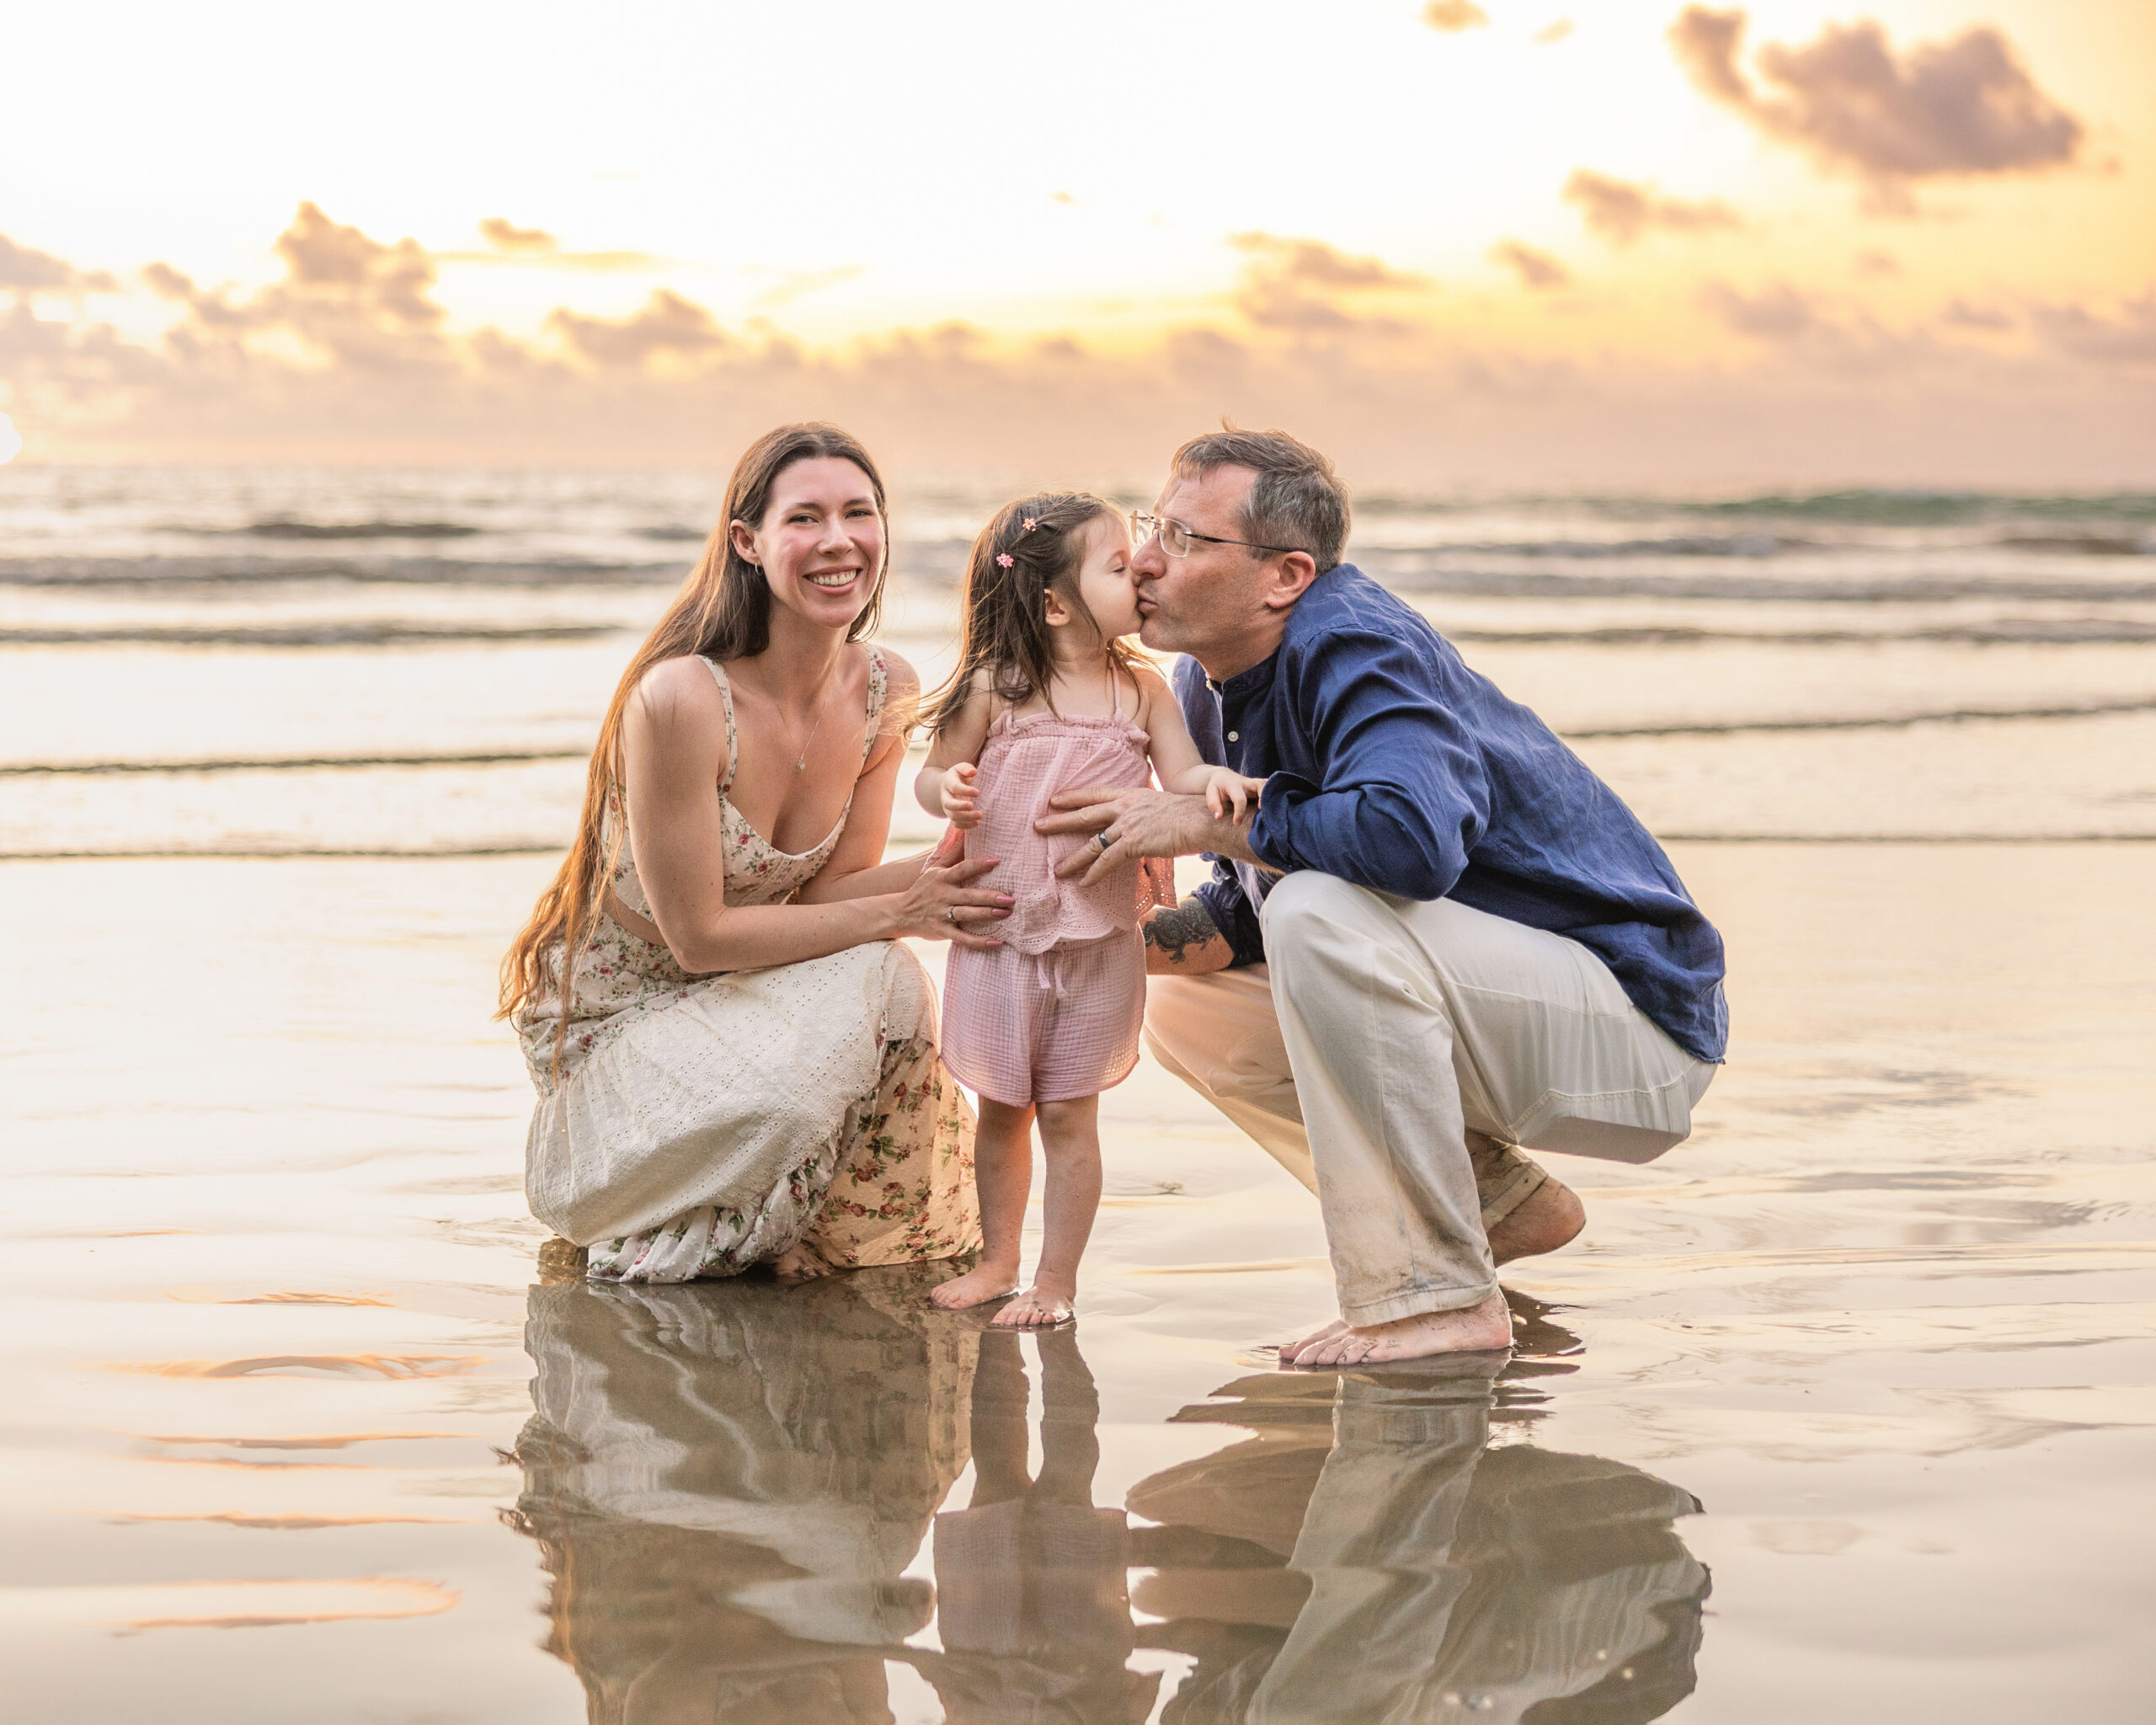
[1211,650,1280,705]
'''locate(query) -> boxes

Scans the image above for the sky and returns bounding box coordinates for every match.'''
[3,0,2151,485]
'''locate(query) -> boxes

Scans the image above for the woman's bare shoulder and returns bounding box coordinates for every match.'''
[630,654,726,739]
[875,645,921,692]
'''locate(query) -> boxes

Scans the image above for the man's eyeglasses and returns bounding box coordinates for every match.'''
[1132,512,1305,559]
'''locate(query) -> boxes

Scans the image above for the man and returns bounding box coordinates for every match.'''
[1038,429,1726,1365]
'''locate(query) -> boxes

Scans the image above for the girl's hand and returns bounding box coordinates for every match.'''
[889,855,1011,948]
[1203,768,1266,825]
[941,761,983,830]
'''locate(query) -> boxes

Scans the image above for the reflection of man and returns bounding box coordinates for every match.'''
[1041,430,1726,1365]
[1129,1369,1711,1724]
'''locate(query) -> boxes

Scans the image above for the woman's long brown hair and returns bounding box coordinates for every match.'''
[924,491,1141,737]
[497,424,890,1067]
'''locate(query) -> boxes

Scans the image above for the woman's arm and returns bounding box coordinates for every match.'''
[625,658,1009,971]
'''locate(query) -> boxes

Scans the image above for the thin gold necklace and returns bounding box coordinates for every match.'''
[782,673,838,772]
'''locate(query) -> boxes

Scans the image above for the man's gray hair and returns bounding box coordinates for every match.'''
[1171,426,1350,574]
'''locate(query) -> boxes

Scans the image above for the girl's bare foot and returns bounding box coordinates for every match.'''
[990,1275,1075,1327]
[1278,1289,1512,1367]
[931,1260,1021,1311]
[771,1239,833,1284]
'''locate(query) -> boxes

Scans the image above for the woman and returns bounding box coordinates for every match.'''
[499,424,1012,1283]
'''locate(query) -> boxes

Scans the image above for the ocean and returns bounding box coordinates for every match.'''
[4,467,2153,856]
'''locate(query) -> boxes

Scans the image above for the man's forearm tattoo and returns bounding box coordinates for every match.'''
[1145,896,1222,966]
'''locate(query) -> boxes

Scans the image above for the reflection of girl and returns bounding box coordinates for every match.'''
[928,1329,1158,1724]
[500,425,1006,1284]
[915,494,1260,1325]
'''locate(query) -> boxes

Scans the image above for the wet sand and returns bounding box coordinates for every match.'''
[3,840,2151,1722]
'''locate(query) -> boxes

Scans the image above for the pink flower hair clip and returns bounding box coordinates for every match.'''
[995,552,1014,569]
[1022,517,1038,532]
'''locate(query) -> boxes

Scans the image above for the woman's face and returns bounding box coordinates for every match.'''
[1065,513,1141,642]
[730,457,885,632]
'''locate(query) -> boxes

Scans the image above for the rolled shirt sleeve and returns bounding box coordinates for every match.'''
[1246,629,1492,902]
[1193,862,1267,968]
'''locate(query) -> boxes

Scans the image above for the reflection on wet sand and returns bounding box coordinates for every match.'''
[511,1269,1708,1724]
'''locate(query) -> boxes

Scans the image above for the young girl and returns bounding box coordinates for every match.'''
[917,493,1262,1326]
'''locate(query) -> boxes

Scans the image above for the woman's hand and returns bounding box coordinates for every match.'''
[940,761,983,830]
[887,854,1012,948]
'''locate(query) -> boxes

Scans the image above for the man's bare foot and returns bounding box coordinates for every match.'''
[1269,1317,1348,1360]
[1278,1289,1512,1367]
[990,1276,1075,1328]
[1488,1175,1586,1266]
[930,1260,1021,1311]
[771,1240,833,1283]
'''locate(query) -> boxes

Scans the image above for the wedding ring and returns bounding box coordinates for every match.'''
[1095,830,1111,854]
[947,907,959,924]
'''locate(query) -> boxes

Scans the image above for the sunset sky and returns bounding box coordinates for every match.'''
[3,0,2151,483]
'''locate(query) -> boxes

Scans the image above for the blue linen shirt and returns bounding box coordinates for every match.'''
[1178,563,1728,1063]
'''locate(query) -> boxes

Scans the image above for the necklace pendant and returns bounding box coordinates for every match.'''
[795,761,807,772]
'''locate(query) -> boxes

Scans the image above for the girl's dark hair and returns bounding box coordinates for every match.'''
[926,491,1140,735]
[499,423,889,1062]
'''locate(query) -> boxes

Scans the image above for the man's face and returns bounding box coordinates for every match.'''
[1133,463,1269,662]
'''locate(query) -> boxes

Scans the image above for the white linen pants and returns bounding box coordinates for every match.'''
[1142,872,1715,1325]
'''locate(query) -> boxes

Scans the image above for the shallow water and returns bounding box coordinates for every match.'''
[2,842,2148,1722]
[3,467,2151,1719]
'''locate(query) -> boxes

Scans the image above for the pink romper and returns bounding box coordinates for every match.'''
[940,680,1160,1107]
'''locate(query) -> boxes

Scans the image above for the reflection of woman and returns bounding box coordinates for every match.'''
[499,425,1010,1283]
[510,1267,975,1722]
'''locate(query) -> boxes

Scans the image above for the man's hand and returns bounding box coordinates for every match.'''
[1038,785,1259,887]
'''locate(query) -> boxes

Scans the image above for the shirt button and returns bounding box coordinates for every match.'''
[1227,730,1239,741]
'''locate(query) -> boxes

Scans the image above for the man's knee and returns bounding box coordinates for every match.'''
[1257,870,1385,961]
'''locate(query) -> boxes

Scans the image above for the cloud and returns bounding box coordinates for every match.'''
[1227,232,1428,334]
[436,217,659,271]
[1669,8,2084,193]
[479,217,555,254]
[5,205,2153,487]
[1561,169,1742,248]
[1940,298,2012,333]
[2033,293,2156,367]
[0,410,19,462]
[0,232,118,294]
[1700,280,1817,340]
[1854,249,1900,278]
[752,265,866,310]
[545,289,728,367]
[1533,20,1575,47]
[1421,1,1487,31]
[1489,240,1571,291]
